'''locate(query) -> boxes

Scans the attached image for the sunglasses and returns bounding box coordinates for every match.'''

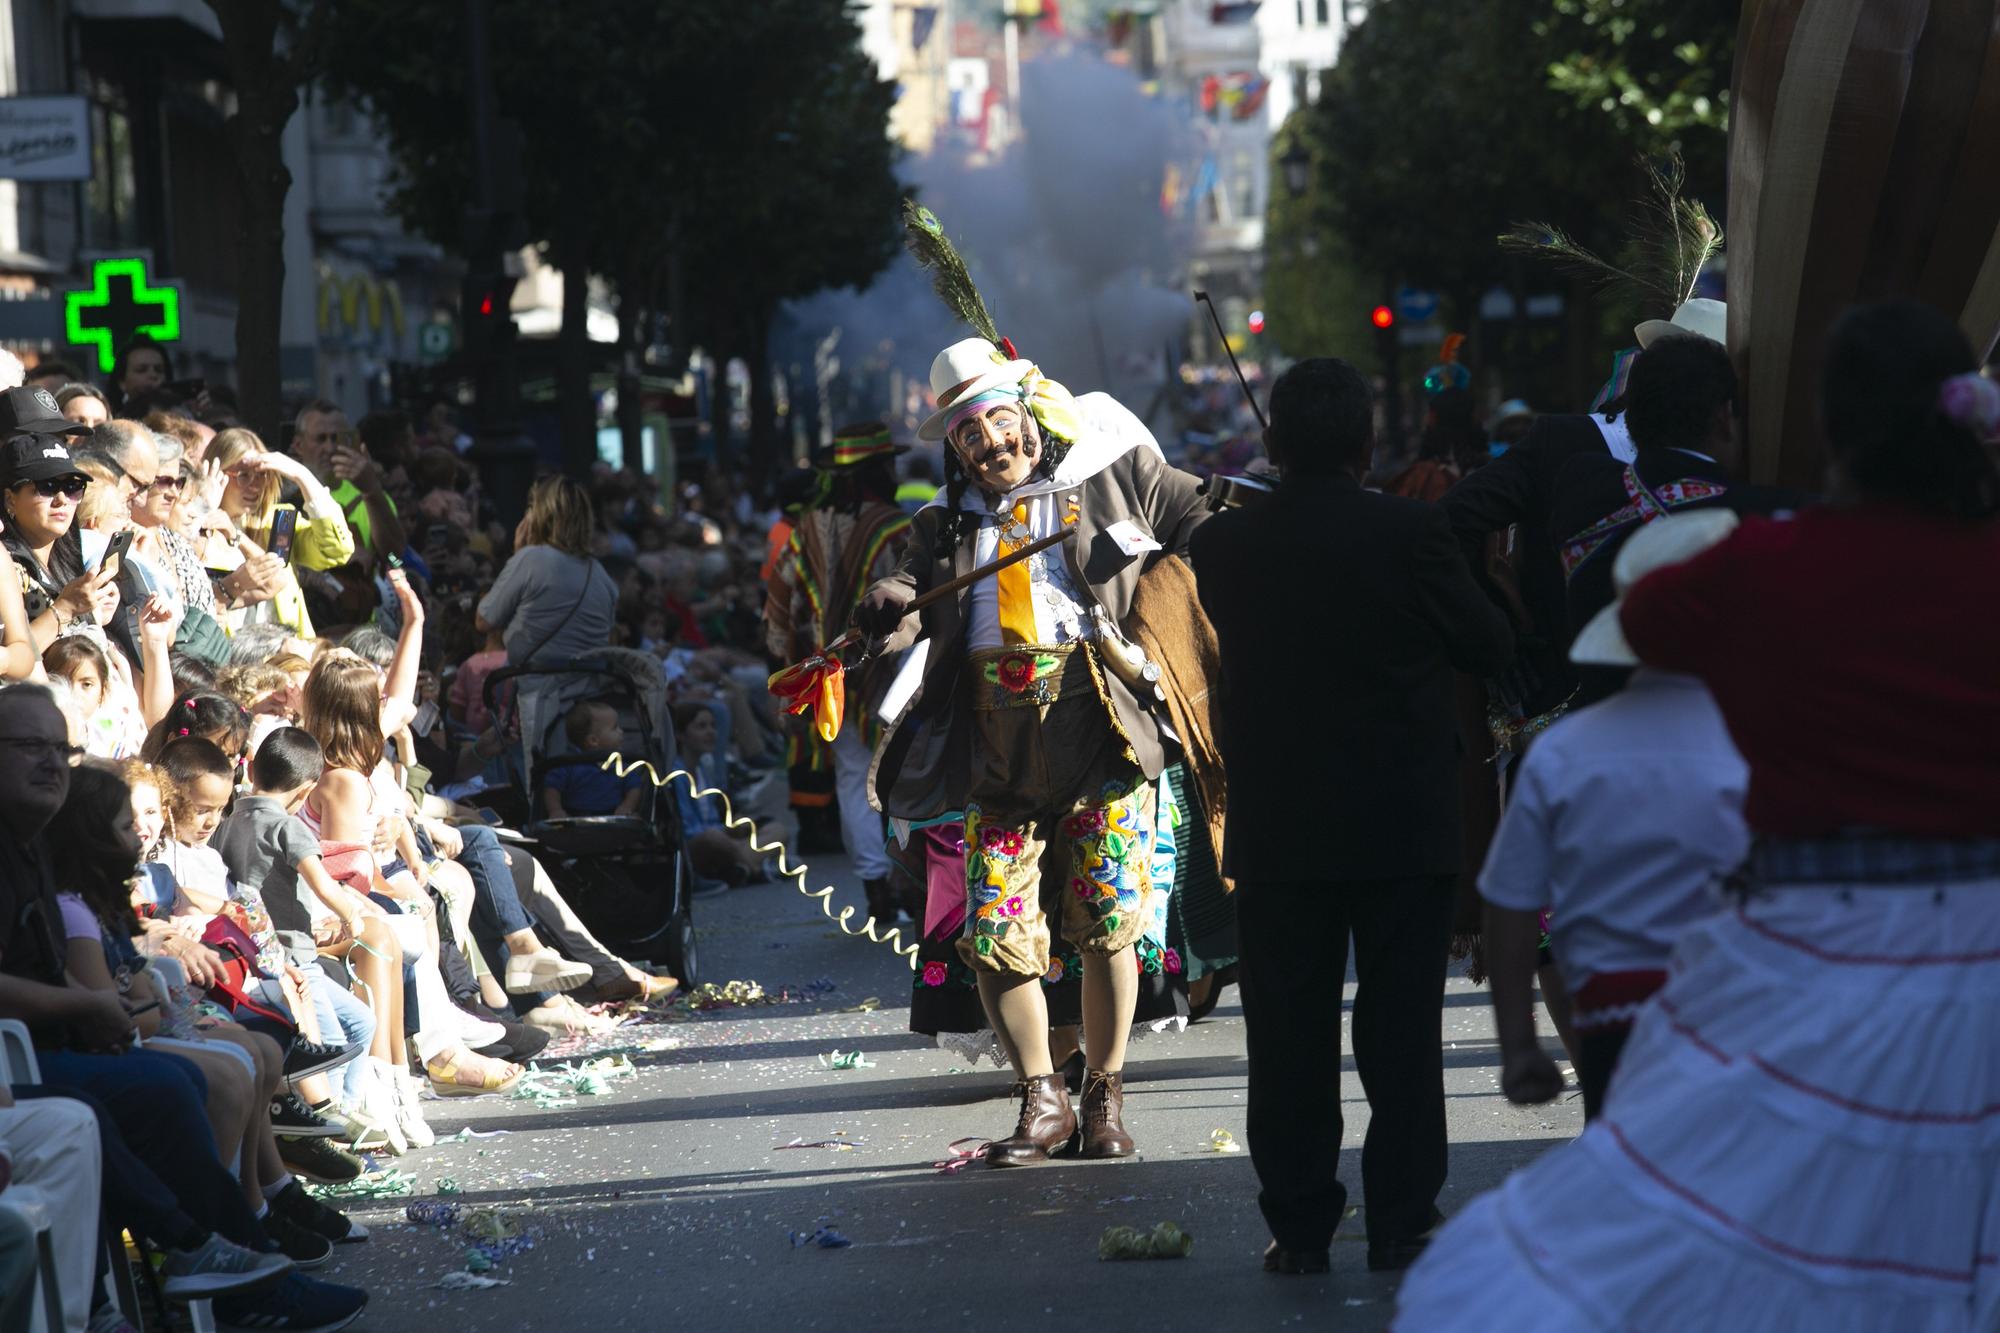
[16,476,87,500]
[135,474,184,498]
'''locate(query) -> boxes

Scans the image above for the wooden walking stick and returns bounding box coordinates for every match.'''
[769,528,1077,741]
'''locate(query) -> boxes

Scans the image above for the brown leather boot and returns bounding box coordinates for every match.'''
[1077,1069,1135,1158]
[986,1074,1077,1167]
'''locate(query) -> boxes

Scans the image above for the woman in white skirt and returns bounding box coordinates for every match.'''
[1396,302,2000,1332]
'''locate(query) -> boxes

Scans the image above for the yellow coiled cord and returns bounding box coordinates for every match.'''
[600,753,920,970]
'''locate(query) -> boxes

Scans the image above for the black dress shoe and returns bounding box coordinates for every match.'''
[1366,1206,1446,1272]
[1262,1240,1330,1275]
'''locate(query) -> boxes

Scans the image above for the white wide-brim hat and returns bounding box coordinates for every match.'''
[918,337,1035,441]
[1634,297,1727,350]
[1570,507,1740,667]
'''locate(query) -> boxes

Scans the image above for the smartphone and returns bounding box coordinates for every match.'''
[100,527,135,577]
[426,523,451,550]
[266,507,297,563]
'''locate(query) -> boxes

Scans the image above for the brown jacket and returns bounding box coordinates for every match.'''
[865,446,1210,821]
[1127,555,1231,892]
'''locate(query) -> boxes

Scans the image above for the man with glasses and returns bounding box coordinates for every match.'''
[292,399,407,565]
[0,687,375,1326]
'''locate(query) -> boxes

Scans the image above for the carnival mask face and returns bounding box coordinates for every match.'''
[951,403,1041,492]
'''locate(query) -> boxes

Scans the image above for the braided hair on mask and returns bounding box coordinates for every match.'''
[932,412,1074,560]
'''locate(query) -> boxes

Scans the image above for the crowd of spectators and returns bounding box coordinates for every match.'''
[0,336,801,1331]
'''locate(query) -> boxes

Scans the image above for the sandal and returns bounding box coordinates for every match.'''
[425,1052,523,1098]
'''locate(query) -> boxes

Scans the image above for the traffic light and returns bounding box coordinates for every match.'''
[1370,304,1395,329]
[1246,308,1266,335]
[461,273,510,361]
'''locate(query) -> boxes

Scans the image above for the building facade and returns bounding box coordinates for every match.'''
[0,0,453,427]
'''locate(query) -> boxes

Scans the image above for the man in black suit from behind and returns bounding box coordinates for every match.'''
[1190,357,1514,1277]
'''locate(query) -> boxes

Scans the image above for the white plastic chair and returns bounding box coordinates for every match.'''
[0,1018,65,1333]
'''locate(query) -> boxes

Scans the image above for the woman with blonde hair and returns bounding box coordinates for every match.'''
[202,426,355,636]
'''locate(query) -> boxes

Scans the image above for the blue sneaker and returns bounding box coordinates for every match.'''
[214,1272,367,1331]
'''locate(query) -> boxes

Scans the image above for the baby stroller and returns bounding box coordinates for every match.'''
[483,648,700,986]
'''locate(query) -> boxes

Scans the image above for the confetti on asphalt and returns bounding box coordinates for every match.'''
[776,1133,865,1150]
[1098,1222,1194,1261]
[436,1272,510,1290]
[817,1049,876,1070]
[790,1226,852,1249]
[933,1138,990,1173]
[306,1168,415,1201]
[436,1177,462,1195]
[1208,1128,1242,1154]
[509,1054,639,1106]
[846,996,883,1013]
[406,1200,462,1227]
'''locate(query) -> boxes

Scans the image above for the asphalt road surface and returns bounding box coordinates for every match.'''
[315,856,1581,1331]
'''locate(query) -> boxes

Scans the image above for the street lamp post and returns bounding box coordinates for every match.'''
[1280,142,1311,198]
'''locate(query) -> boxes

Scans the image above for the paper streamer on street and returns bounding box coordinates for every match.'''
[600,753,920,970]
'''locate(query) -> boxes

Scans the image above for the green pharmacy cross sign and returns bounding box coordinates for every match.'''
[64,257,182,374]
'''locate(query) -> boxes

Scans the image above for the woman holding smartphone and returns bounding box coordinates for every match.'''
[203,427,356,636]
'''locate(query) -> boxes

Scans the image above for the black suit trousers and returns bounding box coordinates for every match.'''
[1239,874,1456,1252]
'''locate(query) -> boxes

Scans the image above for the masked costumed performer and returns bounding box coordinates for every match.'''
[765,422,914,922]
[853,336,1210,1164]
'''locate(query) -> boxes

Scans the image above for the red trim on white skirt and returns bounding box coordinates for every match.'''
[1604,1120,2000,1283]
[1735,906,2000,965]
[1658,995,2000,1124]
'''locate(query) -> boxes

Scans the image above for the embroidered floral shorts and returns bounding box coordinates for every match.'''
[957,643,1153,978]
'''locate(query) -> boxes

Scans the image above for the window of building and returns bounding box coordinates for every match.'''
[85,76,139,251]
[1296,0,1306,25]
[1316,0,1331,23]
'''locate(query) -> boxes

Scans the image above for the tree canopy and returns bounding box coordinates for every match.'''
[319,0,902,478]
[1268,0,1735,399]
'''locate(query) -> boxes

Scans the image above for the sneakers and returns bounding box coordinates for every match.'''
[327,1099,401,1156]
[359,1058,411,1156]
[260,1207,333,1269]
[269,1092,342,1139]
[281,1038,361,1086]
[277,1135,365,1185]
[393,1068,436,1148]
[503,948,593,994]
[214,1271,367,1332]
[269,1179,368,1245]
[158,1233,292,1300]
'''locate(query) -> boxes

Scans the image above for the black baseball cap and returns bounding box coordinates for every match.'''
[0,433,88,488]
[0,385,90,440]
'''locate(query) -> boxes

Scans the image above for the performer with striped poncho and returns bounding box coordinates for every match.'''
[763,422,913,924]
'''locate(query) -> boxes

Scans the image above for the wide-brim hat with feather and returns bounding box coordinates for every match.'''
[813,420,910,469]
[917,339,1036,440]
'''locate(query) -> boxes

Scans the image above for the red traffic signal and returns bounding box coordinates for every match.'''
[1370,304,1395,329]
[1246,308,1266,335]
[476,292,496,317]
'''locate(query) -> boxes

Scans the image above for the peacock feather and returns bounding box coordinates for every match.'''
[902,198,1002,346]
[1500,152,1722,315]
